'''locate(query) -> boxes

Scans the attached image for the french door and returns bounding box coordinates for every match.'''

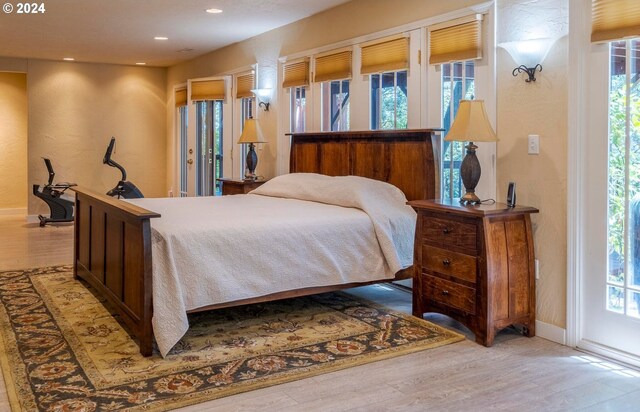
[179,77,232,197]
[582,38,640,363]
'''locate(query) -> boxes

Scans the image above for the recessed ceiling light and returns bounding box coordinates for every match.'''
[206,8,222,13]
[135,62,146,65]
[154,36,168,41]
[63,57,75,61]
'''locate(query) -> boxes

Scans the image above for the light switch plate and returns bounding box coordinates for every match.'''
[528,134,540,155]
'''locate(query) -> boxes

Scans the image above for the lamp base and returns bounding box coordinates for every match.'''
[244,143,258,181]
[460,191,481,205]
[459,142,482,205]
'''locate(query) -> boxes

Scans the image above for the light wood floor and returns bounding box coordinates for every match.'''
[1,215,640,411]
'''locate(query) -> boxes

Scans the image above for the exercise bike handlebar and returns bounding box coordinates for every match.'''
[44,158,55,186]
[103,137,127,181]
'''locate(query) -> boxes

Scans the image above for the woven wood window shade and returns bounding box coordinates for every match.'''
[314,51,352,82]
[360,37,409,75]
[236,72,255,99]
[283,60,310,88]
[175,88,187,107]
[429,19,482,65]
[592,0,640,43]
[190,79,226,101]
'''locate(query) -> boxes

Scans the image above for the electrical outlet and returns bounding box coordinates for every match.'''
[535,259,540,280]
[528,134,540,155]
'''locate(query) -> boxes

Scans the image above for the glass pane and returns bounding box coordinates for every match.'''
[179,106,188,197]
[240,97,253,177]
[213,101,223,195]
[291,87,306,133]
[380,72,395,130]
[607,285,624,313]
[396,70,408,129]
[370,74,380,129]
[608,41,627,286]
[465,61,475,99]
[195,101,207,196]
[341,80,350,131]
[628,39,640,289]
[627,290,640,318]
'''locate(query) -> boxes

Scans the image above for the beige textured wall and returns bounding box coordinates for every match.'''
[24,60,167,215]
[0,72,28,212]
[165,0,482,190]
[164,0,570,328]
[496,0,568,328]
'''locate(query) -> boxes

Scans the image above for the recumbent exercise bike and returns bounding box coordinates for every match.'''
[103,137,144,199]
[32,158,77,227]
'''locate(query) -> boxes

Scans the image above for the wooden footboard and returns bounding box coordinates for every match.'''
[72,187,160,356]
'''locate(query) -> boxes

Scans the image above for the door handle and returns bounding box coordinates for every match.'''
[187,159,193,165]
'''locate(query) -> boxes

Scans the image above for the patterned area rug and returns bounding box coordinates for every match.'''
[0,266,464,411]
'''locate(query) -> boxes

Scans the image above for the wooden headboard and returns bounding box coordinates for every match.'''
[289,129,442,201]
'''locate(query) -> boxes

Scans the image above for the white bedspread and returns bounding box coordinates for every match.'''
[128,173,416,357]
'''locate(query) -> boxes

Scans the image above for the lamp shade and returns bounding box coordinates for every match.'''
[498,38,556,69]
[445,100,497,143]
[237,118,267,144]
[251,88,272,103]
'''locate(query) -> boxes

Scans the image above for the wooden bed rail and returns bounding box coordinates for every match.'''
[72,187,160,356]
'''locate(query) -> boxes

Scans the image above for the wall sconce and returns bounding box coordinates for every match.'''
[252,88,272,111]
[499,38,556,83]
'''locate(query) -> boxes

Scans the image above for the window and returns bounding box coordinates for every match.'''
[321,80,350,131]
[606,39,640,316]
[283,59,310,133]
[370,70,407,130]
[290,86,307,132]
[195,100,224,196]
[315,50,352,131]
[441,61,475,201]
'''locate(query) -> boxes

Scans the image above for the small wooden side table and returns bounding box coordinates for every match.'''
[217,178,267,195]
[408,199,539,346]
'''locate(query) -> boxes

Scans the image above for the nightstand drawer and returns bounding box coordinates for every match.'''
[424,274,476,314]
[422,245,476,283]
[423,216,476,250]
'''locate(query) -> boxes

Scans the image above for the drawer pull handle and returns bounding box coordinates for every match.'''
[441,290,450,296]
[442,259,451,266]
[442,227,452,234]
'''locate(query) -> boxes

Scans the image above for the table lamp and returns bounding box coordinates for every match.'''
[444,100,497,204]
[237,117,267,180]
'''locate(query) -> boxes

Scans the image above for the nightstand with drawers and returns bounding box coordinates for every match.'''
[217,178,267,195]
[408,199,539,346]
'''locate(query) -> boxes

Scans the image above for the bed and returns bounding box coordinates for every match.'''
[73,129,441,357]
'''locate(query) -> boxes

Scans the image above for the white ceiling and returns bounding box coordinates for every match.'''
[0,0,351,67]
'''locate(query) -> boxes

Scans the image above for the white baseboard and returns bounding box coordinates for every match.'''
[25,214,40,223]
[0,208,27,216]
[535,320,566,345]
